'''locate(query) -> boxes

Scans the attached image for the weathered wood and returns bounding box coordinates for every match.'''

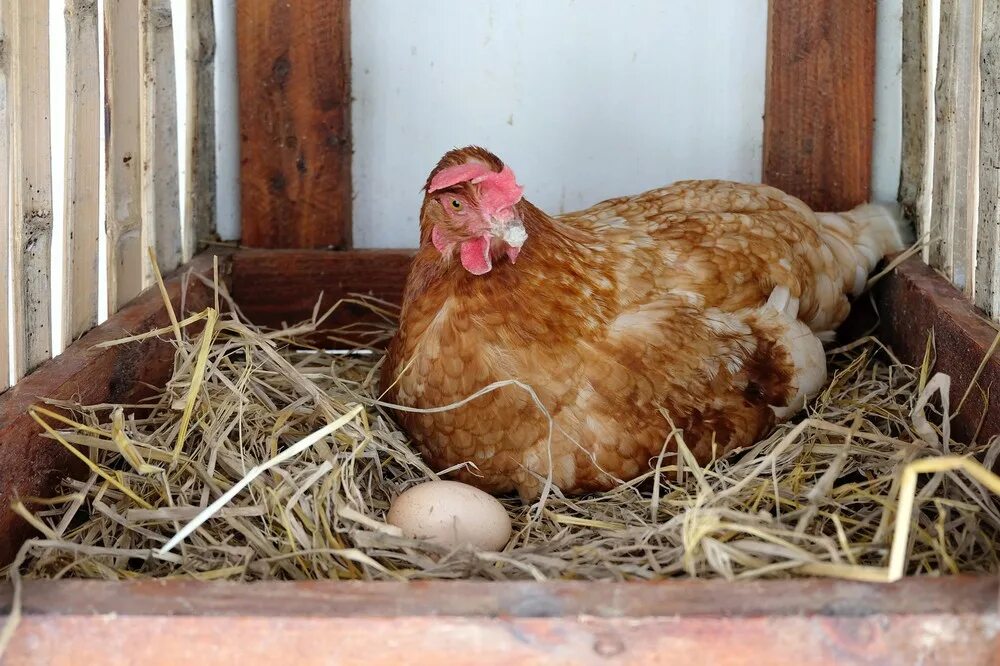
[63,0,102,345]
[762,0,876,212]
[0,0,11,391]
[0,252,227,566]
[8,0,54,377]
[875,255,1000,445]
[930,0,982,294]
[231,249,412,335]
[976,0,1000,321]
[1,578,997,664]
[140,0,182,276]
[237,0,352,249]
[105,0,148,312]
[900,0,935,262]
[184,0,216,259]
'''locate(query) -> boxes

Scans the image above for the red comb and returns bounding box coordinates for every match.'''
[428,162,494,192]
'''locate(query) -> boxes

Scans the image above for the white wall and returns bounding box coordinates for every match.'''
[351,0,769,248]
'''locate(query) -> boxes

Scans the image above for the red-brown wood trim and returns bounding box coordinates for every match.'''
[1,578,997,663]
[236,0,352,249]
[763,0,877,211]
[0,251,230,566]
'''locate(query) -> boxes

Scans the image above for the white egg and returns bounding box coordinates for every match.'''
[386,480,512,551]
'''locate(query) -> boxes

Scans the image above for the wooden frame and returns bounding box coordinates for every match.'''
[3,0,1000,660]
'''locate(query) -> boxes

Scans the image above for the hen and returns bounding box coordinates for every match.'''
[381,146,908,499]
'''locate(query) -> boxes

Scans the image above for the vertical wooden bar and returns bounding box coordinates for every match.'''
[976,0,1000,321]
[237,0,352,249]
[184,0,217,260]
[8,0,53,377]
[105,0,147,312]
[140,0,182,275]
[762,0,876,212]
[899,0,935,261]
[63,0,102,345]
[930,0,982,293]
[0,0,10,389]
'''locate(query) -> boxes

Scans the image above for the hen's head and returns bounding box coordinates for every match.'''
[420,146,527,276]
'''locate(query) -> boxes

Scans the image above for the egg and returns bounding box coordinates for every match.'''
[386,480,512,551]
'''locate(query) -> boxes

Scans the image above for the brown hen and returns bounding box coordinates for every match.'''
[381,146,908,499]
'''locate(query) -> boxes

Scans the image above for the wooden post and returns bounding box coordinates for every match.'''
[976,0,1000,321]
[140,0,182,275]
[930,0,983,295]
[8,0,54,377]
[184,0,217,260]
[762,0,876,212]
[0,0,11,390]
[237,0,352,249]
[63,0,102,345]
[105,0,148,312]
[900,0,935,262]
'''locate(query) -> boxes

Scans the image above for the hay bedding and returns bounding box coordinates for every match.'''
[4,267,1000,585]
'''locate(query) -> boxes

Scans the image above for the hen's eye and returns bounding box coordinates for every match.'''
[450,199,462,210]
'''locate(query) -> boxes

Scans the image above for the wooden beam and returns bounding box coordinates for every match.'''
[762,0,876,212]
[1,577,997,663]
[899,0,934,260]
[237,0,352,249]
[184,0,216,259]
[976,0,1000,320]
[63,0,102,345]
[0,252,227,566]
[0,0,11,391]
[8,0,54,376]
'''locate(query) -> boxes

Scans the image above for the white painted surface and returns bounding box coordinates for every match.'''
[213,0,240,241]
[351,0,769,248]
[872,0,903,204]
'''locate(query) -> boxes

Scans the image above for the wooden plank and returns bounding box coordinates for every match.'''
[8,0,54,377]
[762,0,876,212]
[0,252,227,566]
[231,249,412,335]
[1,578,997,664]
[874,255,1000,445]
[0,0,11,391]
[63,0,102,345]
[237,0,352,249]
[930,0,983,294]
[140,0,182,275]
[899,0,935,261]
[976,0,1000,321]
[183,0,216,260]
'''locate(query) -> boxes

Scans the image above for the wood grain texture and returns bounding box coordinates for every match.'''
[237,0,352,249]
[105,0,147,311]
[930,0,982,293]
[63,0,102,345]
[0,252,227,566]
[1,578,997,665]
[900,0,934,262]
[875,255,1000,445]
[184,0,216,259]
[976,0,1000,321]
[140,0,182,275]
[762,0,876,212]
[8,0,54,376]
[0,0,10,390]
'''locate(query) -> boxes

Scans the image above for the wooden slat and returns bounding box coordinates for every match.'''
[930,0,983,294]
[140,0,182,275]
[105,0,148,312]
[1,578,997,664]
[8,0,54,377]
[0,0,11,390]
[63,0,102,345]
[899,0,935,261]
[237,0,352,249]
[183,0,216,260]
[976,0,1000,321]
[762,0,876,212]
[0,252,226,566]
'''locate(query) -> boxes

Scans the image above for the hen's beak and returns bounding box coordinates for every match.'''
[490,217,527,264]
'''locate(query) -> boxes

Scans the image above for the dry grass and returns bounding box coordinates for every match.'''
[4,267,1000,585]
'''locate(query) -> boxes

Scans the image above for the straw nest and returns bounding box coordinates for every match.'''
[5,264,1000,584]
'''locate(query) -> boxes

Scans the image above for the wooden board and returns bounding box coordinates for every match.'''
[976,0,1000,320]
[183,0,216,258]
[0,0,11,391]
[762,0,876,212]
[899,0,934,260]
[0,252,226,566]
[236,0,352,249]
[1,577,997,664]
